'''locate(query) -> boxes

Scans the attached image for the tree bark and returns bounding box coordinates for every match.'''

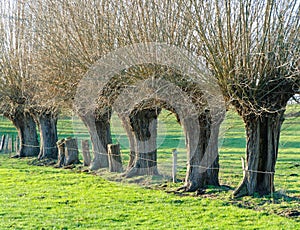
[203,124,220,186]
[183,111,220,192]
[233,112,284,197]
[36,112,58,160]
[10,111,40,157]
[183,114,209,192]
[125,108,160,177]
[81,140,91,166]
[205,155,220,186]
[80,110,112,170]
[118,115,136,169]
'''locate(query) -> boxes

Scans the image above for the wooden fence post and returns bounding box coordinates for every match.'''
[56,137,79,167]
[64,137,80,166]
[172,149,178,183]
[0,135,6,152]
[56,139,66,167]
[8,136,13,153]
[4,135,9,153]
[108,144,123,173]
[81,140,91,166]
[15,136,19,153]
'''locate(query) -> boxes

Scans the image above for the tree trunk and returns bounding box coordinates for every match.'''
[183,111,220,192]
[80,110,112,170]
[125,108,160,177]
[205,155,220,186]
[233,112,284,197]
[10,111,40,157]
[183,114,209,192]
[203,124,220,186]
[37,112,58,160]
[81,140,91,166]
[118,115,136,169]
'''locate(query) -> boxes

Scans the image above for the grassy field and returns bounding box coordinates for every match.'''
[0,106,299,229]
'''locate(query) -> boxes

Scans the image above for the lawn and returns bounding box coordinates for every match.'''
[0,106,299,229]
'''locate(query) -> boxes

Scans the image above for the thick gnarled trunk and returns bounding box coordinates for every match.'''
[81,111,112,170]
[125,108,160,177]
[37,112,58,160]
[183,114,209,191]
[233,112,284,197]
[11,111,39,157]
[183,112,220,192]
[203,124,220,186]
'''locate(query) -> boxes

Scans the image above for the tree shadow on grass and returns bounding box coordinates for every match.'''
[164,184,300,220]
[226,192,300,220]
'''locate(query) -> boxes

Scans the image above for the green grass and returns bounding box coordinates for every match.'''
[0,156,299,229]
[0,106,300,229]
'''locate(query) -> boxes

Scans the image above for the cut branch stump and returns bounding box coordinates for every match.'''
[65,137,80,166]
[56,137,79,167]
[108,144,123,173]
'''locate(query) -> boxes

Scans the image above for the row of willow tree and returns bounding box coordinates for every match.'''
[0,0,299,197]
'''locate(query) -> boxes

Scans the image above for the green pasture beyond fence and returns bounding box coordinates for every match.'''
[0,106,300,197]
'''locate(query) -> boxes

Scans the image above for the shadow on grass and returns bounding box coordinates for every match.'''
[22,156,300,221]
[226,192,300,220]
[163,184,300,220]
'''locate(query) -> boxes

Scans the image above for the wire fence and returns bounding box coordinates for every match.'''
[1,133,299,200]
[1,107,300,198]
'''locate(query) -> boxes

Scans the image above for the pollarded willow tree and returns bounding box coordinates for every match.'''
[32,0,224,190]
[101,0,224,190]
[191,0,300,196]
[0,0,40,157]
[30,0,123,166]
[1,0,62,160]
[83,61,223,190]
